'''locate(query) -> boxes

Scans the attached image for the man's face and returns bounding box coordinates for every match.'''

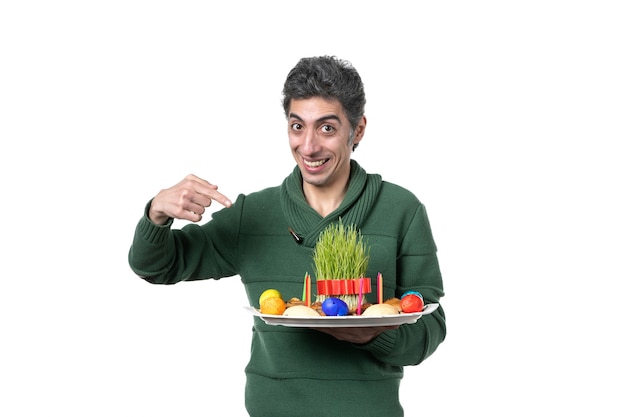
[287,97,365,190]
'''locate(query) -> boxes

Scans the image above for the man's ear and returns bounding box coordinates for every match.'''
[352,116,367,150]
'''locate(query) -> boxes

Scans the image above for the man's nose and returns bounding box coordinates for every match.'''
[301,129,320,153]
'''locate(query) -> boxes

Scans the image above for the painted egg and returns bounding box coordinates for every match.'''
[321,297,349,316]
[400,294,424,313]
[401,291,424,301]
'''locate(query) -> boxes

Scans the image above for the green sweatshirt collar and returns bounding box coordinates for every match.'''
[280,160,382,247]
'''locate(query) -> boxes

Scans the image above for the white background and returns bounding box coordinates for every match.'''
[2,1,625,416]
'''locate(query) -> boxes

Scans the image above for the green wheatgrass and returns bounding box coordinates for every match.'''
[312,219,370,310]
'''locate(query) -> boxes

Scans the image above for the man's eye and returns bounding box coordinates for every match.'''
[291,122,303,130]
[321,125,334,133]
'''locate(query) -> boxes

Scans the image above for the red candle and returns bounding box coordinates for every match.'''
[377,273,383,304]
[305,273,311,307]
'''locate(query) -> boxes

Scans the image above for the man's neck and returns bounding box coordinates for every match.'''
[303,181,349,218]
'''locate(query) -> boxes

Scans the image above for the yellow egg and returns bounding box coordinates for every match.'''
[259,289,282,306]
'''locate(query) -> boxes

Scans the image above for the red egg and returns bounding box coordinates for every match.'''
[400,294,424,313]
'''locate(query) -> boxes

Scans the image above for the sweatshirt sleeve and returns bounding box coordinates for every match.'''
[355,203,446,366]
[128,198,241,285]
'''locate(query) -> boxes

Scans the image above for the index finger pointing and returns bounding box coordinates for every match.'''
[190,176,232,208]
[209,189,232,208]
[199,185,231,208]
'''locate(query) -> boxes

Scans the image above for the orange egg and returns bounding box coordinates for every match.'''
[260,297,287,315]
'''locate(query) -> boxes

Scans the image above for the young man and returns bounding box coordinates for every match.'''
[128,56,446,417]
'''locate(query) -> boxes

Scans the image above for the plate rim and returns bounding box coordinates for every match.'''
[244,303,439,328]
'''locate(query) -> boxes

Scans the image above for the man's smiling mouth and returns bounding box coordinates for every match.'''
[304,159,329,168]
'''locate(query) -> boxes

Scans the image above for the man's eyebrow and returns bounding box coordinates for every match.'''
[288,113,343,124]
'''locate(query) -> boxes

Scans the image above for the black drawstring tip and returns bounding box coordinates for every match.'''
[288,227,304,244]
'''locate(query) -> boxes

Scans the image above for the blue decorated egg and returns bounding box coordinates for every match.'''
[401,291,423,301]
[321,297,349,316]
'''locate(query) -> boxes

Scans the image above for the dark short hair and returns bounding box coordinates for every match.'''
[282,56,366,130]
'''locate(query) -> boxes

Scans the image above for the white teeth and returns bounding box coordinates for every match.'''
[304,159,327,167]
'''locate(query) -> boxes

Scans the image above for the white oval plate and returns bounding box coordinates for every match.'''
[245,303,439,328]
